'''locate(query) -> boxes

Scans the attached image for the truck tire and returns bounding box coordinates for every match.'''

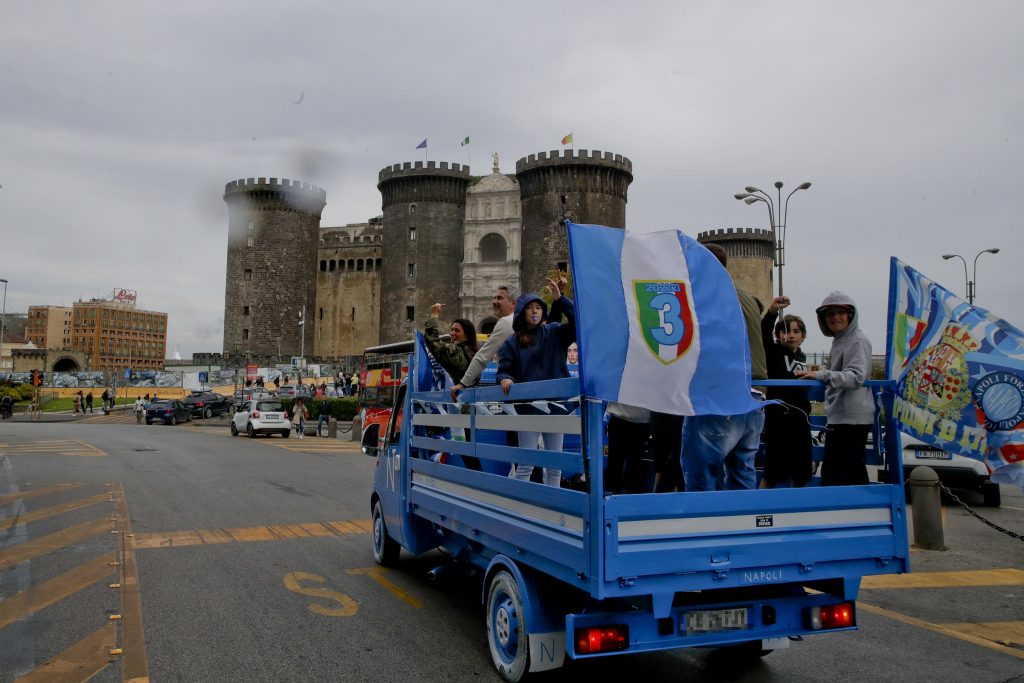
[372,500,399,566]
[982,481,1001,508]
[486,570,530,683]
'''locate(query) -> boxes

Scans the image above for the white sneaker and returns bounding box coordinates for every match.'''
[299,433,304,439]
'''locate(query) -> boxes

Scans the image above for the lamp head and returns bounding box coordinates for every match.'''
[745,186,761,193]
[798,182,812,190]
[985,248,1000,255]
[941,254,957,260]
[734,193,750,200]
[744,197,760,205]
[774,181,784,189]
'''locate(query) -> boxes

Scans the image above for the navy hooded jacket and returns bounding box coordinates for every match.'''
[496,293,576,385]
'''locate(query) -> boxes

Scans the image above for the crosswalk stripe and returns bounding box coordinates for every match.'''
[0,483,81,507]
[13,622,117,682]
[862,568,1024,590]
[0,517,113,571]
[0,552,117,629]
[0,440,106,457]
[0,492,111,531]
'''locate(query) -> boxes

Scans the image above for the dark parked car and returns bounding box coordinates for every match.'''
[146,400,193,425]
[232,387,271,411]
[275,384,312,399]
[184,391,231,418]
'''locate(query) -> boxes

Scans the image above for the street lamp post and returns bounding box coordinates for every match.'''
[734,181,812,298]
[942,248,1000,305]
[0,278,8,375]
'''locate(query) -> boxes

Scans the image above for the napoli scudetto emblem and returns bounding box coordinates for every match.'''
[972,372,1024,432]
[633,281,695,364]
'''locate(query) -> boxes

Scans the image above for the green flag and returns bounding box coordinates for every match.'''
[460,136,470,146]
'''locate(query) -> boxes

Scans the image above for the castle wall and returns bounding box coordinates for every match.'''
[314,222,383,358]
[222,178,326,358]
[377,162,470,344]
[516,150,632,292]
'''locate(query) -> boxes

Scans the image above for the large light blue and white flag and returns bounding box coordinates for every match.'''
[886,258,1024,489]
[566,222,761,416]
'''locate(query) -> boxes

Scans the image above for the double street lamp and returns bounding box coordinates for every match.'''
[942,248,1000,305]
[735,181,812,298]
[0,278,7,374]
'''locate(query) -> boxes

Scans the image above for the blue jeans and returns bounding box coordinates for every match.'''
[317,414,329,435]
[681,409,765,491]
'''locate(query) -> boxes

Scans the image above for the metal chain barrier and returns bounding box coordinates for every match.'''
[936,481,1024,542]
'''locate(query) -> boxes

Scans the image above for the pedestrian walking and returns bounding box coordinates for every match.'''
[101,389,110,410]
[134,396,145,424]
[85,391,94,413]
[292,397,309,439]
[317,399,331,437]
[73,391,82,414]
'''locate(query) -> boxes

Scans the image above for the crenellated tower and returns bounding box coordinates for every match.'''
[515,149,633,291]
[696,228,774,307]
[222,177,326,359]
[377,161,471,344]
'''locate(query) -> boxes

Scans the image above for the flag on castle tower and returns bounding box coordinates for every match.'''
[460,136,470,146]
[566,221,762,417]
[886,258,1024,489]
[561,133,573,145]
[415,138,427,150]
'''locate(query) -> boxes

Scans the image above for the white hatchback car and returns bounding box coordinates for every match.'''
[231,398,292,438]
[901,432,1000,507]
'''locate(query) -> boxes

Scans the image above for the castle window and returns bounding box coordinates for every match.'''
[407,263,416,278]
[347,259,355,270]
[248,221,254,231]
[351,307,355,321]
[376,258,382,269]
[242,329,249,340]
[357,259,365,271]
[339,260,346,272]
[244,269,252,281]
[319,307,323,321]
[320,260,327,271]
[243,306,250,316]
[366,259,374,272]
[405,306,415,322]
[409,226,416,241]
[329,260,336,272]
[319,238,325,246]
[479,233,507,262]
[409,203,416,214]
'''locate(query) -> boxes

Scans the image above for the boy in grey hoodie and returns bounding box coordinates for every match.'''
[795,292,874,486]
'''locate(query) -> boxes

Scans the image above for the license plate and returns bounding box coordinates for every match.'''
[684,608,749,633]
[916,448,952,460]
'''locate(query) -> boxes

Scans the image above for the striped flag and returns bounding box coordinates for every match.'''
[561,133,573,145]
[566,222,759,416]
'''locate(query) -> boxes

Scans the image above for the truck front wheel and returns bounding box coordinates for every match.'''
[487,570,529,683]
[372,500,399,566]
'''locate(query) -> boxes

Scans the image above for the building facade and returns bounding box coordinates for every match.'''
[68,300,168,373]
[26,305,73,351]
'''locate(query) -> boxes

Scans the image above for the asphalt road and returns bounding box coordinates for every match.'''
[1,416,1022,682]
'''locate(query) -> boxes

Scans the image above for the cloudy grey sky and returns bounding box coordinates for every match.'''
[2,1,1020,356]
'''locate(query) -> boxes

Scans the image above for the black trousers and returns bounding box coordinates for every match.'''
[822,424,871,486]
[606,416,651,494]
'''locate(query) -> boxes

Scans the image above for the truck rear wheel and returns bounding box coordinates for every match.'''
[372,500,399,566]
[486,570,529,682]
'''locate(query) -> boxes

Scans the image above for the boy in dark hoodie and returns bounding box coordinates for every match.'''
[496,279,576,486]
[795,291,874,486]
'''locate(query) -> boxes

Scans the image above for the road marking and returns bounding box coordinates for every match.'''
[939,621,1024,649]
[347,567,424,609]
[862,568,1024,590]
[110,482,149,683]
[284,572,359,617]
[0,492,111,531]
[13,622,118,682]
[0,440,107,457]
[0,516,113,571]
[0,552,117,629]
[132,518,372,549]
[859,602,1024,661]
[0,482,81,506]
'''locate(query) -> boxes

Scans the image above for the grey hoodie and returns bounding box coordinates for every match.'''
[815,291,874,424]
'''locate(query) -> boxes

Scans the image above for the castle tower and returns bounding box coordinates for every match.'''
[696,228,774,308]
[515,150,633,292]
[377,161,471,344]
[222,177,326,359]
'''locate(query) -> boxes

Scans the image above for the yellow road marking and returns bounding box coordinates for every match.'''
[132,518,372,549]
[0,482,81,507]
[0,516,113,571]
[347,567,424,609]
[0,552,117,629]
[862,568,1024,590]
[859,602,1024,661]
[0,492,112,531]
[284,572,359,617]
[110,483,149,683]
[0,440,106,457]
[13,622,117,682]
[939,621,1024,649]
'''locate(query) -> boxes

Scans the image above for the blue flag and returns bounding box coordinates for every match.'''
[886,258,1024,489]
[566,222,761,416]
[413,331,452,393]
[415,138,427,150]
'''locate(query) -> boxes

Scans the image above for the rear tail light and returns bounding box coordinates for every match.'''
[808,602,854,629]
[574,625,629,654]
[196,402,204,407]
[252,411,260,418]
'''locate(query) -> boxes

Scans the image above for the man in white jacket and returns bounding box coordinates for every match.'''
[450,285,518,400]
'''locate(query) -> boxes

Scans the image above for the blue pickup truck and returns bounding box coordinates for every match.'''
[362,358,910,681]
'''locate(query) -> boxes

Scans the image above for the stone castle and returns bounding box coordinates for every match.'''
[222,149,772,364]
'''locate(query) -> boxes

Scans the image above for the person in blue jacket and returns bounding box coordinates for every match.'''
[497,279,576,487]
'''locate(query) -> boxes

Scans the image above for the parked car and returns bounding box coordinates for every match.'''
[902,432,1000,507]
[275,384,313,399]
[146,400,192,426]
[184,391,231,418]
[232,387,271,411]
[231,398,291,438]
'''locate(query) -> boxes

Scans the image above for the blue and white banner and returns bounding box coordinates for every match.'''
[886,258,1024,489]
[413,331,452,393]
[566,222,761,416]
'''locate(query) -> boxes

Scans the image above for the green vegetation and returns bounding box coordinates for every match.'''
[279,397,358,421]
